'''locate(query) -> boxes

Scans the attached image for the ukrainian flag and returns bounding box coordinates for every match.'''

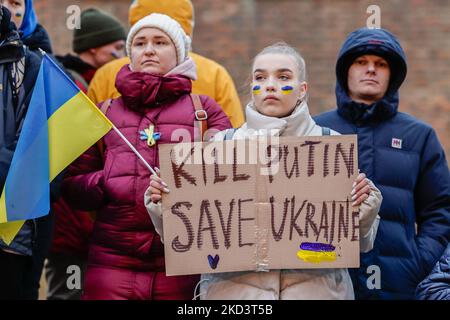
[0,54,113,245]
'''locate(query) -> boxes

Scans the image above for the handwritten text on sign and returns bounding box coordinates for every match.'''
[159,135,359,276]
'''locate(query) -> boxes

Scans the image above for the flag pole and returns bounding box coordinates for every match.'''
[39,48,158,177]
[111,126,157,176]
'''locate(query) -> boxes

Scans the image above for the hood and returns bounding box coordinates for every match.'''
[335,28,407,124]
[22,24,52,53]
[128,0,194,36]
[19,0,38,39]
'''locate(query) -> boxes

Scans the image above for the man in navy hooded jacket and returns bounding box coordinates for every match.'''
[314,27,450,299]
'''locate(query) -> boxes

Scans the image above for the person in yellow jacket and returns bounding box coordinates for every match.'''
[87,0,244,128]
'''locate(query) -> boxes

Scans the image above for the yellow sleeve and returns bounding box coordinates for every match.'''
[213,65,245,128]
[87,57,129,104]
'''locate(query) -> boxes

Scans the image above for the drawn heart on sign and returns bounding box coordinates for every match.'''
[207,254,220,269]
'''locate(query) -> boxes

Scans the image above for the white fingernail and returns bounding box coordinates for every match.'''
[352,182,356,188]
[351,194,357,201]
[162,181,168,187]
[163,188,170,193]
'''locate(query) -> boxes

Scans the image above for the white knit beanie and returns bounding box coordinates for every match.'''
[126,13,191,65]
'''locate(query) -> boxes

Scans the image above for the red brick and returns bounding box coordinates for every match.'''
[34,0,450,163]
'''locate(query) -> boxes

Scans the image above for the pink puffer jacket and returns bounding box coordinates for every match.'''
[62,63,232,296]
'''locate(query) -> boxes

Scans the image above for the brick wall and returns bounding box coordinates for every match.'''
[33,0,129,52]
[35,0,450,162]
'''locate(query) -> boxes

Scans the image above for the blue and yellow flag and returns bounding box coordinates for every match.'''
[0,54,113,245]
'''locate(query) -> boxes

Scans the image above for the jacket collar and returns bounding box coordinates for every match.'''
[165,57,197,80]
[335,83,399,125]
[22,24,52,54]
[115,58,194,112]
[244,100,317,137]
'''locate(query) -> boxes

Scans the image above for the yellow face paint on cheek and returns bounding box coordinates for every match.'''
[252,85,261,95]
[281,85,294,95]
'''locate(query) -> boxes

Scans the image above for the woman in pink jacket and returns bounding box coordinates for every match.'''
[62,13,231,300]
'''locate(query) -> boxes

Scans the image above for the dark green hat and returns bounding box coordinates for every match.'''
[73,8,126,53]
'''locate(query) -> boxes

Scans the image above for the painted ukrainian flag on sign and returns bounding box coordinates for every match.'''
[0,54,113,245]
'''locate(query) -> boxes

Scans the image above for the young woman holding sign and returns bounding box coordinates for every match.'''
[146,42,382,299]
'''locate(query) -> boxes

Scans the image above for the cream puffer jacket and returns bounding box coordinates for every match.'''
[145,101,382,300]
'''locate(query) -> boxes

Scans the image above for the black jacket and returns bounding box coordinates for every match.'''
[23,23,52,54]
[0,7,41,255]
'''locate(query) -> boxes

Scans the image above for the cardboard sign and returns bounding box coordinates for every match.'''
[159,135,359,276]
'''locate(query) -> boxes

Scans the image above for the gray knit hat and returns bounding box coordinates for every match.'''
[73,8,126,53]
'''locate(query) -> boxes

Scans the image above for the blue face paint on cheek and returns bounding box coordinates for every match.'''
[252,85,261,95]
[281,85,294,95]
